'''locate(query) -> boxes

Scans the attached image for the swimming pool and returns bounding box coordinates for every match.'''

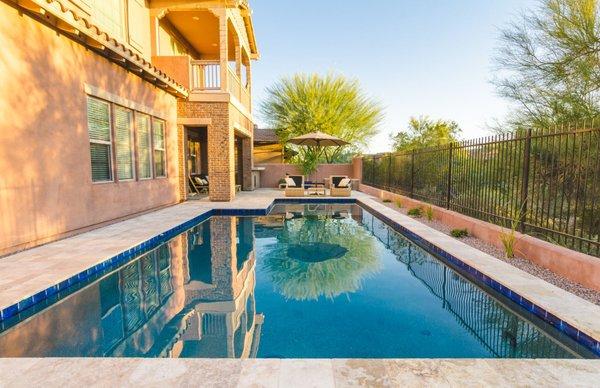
[0,203,596,358]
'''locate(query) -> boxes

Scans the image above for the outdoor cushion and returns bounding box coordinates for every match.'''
[331,176,345,187]
[285,177,296,187]
[338,178,351,188]
[194,177,208,186]
[290,176,304,187]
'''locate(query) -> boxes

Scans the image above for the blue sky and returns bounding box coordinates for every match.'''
[250,0,537,152]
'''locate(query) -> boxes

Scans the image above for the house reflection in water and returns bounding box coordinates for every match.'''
[0,217,262,358]
[169,216,263,358]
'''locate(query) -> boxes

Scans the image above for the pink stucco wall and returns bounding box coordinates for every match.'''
[359,184,600,292]
[255,163,355,188]
[352,156,362,182]
[0,4,180,256]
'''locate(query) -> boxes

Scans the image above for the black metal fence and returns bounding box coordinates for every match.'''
[362,125,600,257]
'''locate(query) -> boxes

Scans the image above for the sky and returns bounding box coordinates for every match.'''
[250,0,537,153]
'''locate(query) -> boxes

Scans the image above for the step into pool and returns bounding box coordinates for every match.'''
[0,203,596,358]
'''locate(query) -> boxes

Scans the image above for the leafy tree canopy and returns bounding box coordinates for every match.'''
[494,0,600,130]
[390,116,461,152]
[260,73,384,172]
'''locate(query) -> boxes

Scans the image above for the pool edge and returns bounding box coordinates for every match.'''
[1,196,598,356]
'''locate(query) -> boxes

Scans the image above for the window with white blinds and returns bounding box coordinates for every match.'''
[87,97,112,182]
[153,120,166,177]
[86,94,167,183]
[114,106,134,180]
[136,113,152,179]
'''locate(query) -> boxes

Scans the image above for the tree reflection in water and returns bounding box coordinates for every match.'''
[258,205,381,301]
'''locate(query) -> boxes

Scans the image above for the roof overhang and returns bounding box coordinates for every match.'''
[237,1,259,59]
[14,0,189,98]
[151,0,259,60]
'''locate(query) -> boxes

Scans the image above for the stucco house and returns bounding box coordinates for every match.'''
[0,0,259,256]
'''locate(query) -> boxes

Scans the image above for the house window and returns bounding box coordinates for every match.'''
[153,120,166,177]
[92,0,125,41]
[87,97,113,182]
[114,106,134,180]
[136,113,152,179]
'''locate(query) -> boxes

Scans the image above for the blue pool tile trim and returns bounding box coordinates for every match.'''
[1,197,598,356]
[356,200,600,357]
[0,209,214,322]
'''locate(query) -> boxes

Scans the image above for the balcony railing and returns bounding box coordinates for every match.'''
[189,59,250,110]
[190,60,221,91]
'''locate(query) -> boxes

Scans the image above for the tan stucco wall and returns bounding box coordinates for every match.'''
[0,3,181,256]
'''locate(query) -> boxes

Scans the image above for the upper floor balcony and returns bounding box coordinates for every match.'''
[190,60,251,109]
[148,1,258,112]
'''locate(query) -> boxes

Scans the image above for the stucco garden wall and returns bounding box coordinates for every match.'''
[0,3,180,256]
[255,163,355,188]
[359,183,600,292]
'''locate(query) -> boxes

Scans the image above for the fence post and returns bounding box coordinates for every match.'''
[519,128,532,232]
[388,154,392,191]
[371,156,375,186]
[446,142,453,209]
[410,150,415,198]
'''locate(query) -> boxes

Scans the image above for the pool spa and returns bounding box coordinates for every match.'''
[0,203,597,358]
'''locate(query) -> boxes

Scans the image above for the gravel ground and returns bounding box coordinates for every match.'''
[377,199,600,306]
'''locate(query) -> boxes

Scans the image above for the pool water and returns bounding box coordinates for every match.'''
[0,204,594,358]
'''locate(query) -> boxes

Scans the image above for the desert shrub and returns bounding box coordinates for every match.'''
[450,228,469,238]
[407,207,423,217]
[425,205,434,221]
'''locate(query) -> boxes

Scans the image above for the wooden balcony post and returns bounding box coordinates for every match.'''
[235,45,242,78]
[218,10,228,92]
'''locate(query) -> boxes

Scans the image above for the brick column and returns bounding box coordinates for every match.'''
[242,136,253,190]
[208,116,235,201]
[178,100,234,201]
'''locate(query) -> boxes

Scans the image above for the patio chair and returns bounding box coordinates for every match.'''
[330,175,352,197]
[189,174,209,194]
[285,175,305,197]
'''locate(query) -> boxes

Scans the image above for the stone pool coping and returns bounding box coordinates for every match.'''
[0,358,598,386]
[0,189,599,356]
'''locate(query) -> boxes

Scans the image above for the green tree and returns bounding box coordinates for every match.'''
[390,116,461,151]
[493,0,600,129]
[260,73,384,173]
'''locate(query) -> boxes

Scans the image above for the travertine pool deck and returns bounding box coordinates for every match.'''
[1,189,599,385]
[0,358,598,387]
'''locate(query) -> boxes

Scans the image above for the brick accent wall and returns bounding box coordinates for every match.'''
[178,100,235,201]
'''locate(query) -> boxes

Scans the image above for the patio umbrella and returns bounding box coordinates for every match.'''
[287,131,350,182]
[287,131,350,149]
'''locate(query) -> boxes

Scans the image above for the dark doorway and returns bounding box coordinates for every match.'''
[186,127,208,196]
[234,135,244,189]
